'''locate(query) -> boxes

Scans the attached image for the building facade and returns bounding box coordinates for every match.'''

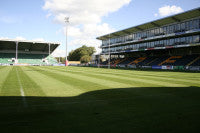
[97,8,200,56]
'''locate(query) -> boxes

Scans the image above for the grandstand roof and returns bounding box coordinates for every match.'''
[0,39,60,53]
[97,7,200,40]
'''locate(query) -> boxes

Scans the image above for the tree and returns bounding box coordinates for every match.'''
[55,57,66,64]
[80,55,91,63]
[68,45,96,62]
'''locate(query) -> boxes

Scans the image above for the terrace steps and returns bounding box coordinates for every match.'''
[159,56,182,66]
[187,56,200,66]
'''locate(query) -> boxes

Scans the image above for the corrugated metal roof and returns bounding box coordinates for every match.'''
[0,39,60,53]
[97,7,200,40]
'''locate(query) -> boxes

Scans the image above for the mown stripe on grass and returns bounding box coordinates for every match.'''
[29,66,114,92]
[46,67,159,87]
[67,68,200,86]
[0,67,12,89]
[0,67,21,96]
[58,66,200,85]
[71,67,200,86]
[0,66,5,70]
[16,67,28,107]
[16,67,46,97]
[35,66,139,89]
[64,66,200,81]
[48,67,188,87]
[23,66,84,97]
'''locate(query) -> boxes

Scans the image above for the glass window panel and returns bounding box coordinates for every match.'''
[169,25,174,34]
[163,26,167,34]
[185,21,190,31]
[166,26,170,34]
[132,34,135,40]
[193,35,200,43]
[181,22,185,31]
[189,20,193,30]
[189,36,193,43]
[166,39,169,46]
[185,36,189,43]
[144,31,147,38]
[146,30,149,37]
[193,19,200,29]
[151,29,154,37]
[160,27,163,35]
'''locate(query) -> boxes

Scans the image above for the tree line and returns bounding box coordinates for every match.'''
[55,45,96,64]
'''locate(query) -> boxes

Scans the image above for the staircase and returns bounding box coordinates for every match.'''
[128,57,146,65]
[114,58,126,65]
[159,56,182,66]
[187,56,200,66]
[147,58,157,65]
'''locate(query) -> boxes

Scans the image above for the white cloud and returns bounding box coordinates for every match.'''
[0,37,9,40]
[43,0,131,54]
[68,23,115,54]
[32,38,45,42]
[52,48,65,57]
[156,5,184,17]
[15,36,26,41]
[43,0,131,25]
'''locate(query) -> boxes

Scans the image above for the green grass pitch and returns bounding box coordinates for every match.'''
[0,66,200,132]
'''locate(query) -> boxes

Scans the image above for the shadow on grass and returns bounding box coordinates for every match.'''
[0,86,200,133]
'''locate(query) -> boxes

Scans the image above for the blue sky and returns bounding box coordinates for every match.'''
[0,0,199,56]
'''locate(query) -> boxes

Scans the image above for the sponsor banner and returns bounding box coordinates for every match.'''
[162,65,173,70]
[148,37,154,40]
[173,66,184,70]
[190,43,200,47]
[165,46,174,49]
[175,44,190,48]
[147,48,155,50]
[131,49,137,52]
[53,64,65,66]
[125,50,131,52]
[138,48,145,51]
[128,65,136,68]
[186,29,200,34]
[119,65,126,68]
[175,31,185,36]
[188,66,200,71]
[141,66,151,68]
[0,63,11,66]
[154,35,163,39]
[152,66,162,69]
[166,33,175,37]
[14,63,30,66]
[154,47,165,50]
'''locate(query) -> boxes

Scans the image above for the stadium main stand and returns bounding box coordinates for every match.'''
[97,7,200,71]
[0,39,59,65]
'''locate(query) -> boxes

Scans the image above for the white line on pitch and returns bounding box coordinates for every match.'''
[16,67,28,107]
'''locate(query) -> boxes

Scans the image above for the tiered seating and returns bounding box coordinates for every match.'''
[0,53,15,64]
[137,56,157,66]
[129,57,146,65]
[100,55,200,67]
[0,53,58,65]
[149,56,169,66]
[46,55,58,64]
[118,57,137,65]
[17,54,46,65]
[175,55,198,66]
[160,56,182,66]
